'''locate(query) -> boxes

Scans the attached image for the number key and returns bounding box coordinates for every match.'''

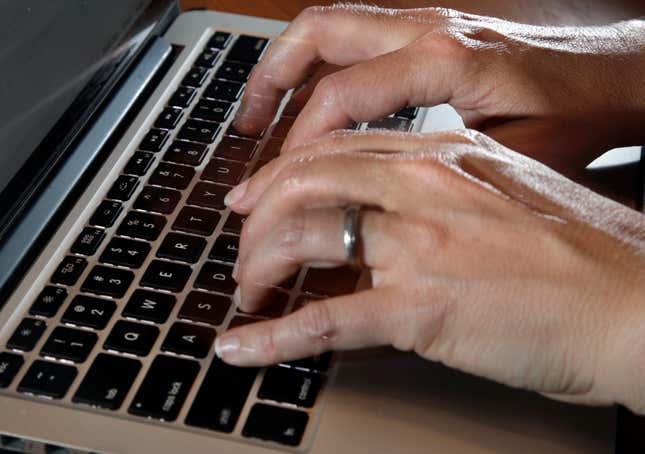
[62,295,117,329]
[40,326,97,363]
[117,211,166,241]
[99,237,151,269]
[81,265,134,298]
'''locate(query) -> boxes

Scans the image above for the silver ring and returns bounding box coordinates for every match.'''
[343,204,363,269]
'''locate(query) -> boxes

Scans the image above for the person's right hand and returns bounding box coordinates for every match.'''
[233,5,645,177]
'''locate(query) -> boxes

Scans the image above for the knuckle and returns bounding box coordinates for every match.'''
[312,73,342,105]
[298,301,335,340]
[275,211,306,253]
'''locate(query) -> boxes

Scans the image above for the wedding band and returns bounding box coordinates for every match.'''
[343,204,363,268]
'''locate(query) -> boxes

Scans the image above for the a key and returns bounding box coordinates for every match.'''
[201,159,246,186]
[187,182,228,210]
[177,119,220,144]
[99,237,151,269]
[258,366,322,408]
[195,48,220,68]
[107,175,139,201]
[51,256,88,286]
[155,107,183,130]
[168,86,196,109]
[238,291,287,319]
[282,353,332,373]
[149,162,195,190]
[366,117,412,132]
[182,66,209,87]
[393,106,419,119]
[194,262,236,294]
[122,289,176,324]
[61,295,117,330]
[7,318,47,352]
[243,404,308,446]
[178,291,230,326]
[302,266,360,296]
[140,260,192,292]
[161,322,216,359]
[215,136,256,162]
[129,355,200,421]
[104,320,159,356]
[81,265,134,298]
[186,358,258,433]
[139,129,169,152]
[0,352,24,388]
[172,206,220,236]
[260,138,283,161]
[133,186,181,214]
[222,212,247,234]
[215,61,253,83]
[227,35,269,64]
[40,326,97,363]
[30,286,67,317]
[89,200,123,227]
[191,99,233,123]
[271,116,295,139]
[73,353,141,410]
[157,232,206,264]
[203,80,244,102]
[163,141,207,166]
[207,31,232,49]
[209,234,239,263]
[18,360,77,399]
[124,151,155,176]
[117,211,166,241]
[71,227,105,256]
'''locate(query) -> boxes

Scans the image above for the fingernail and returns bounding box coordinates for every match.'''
[224,180,248,206]
[233,286,242,307]
[215,335,240,358]
[232,259,239,280]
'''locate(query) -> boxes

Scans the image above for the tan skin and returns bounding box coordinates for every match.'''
[212,6,645,414]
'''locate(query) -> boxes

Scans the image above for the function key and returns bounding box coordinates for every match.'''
[157,232,206,264]
[207,31,232,50]
[173,206,220,236]
[7,318,47,352]
[191,99,233,123]
[178,291,231,326]
[366,117,412,132]
[104,320,159,357]
[227,35,269,64]
[18,360,77,399]
[0,352,24,388]
[195,48,220,68]
[215,61,253,83]
[203,80,244,102]
[243,403,308,446]
[99,237,151,269]
[271,116,295,139]
[129,355,200,421]
[209,234,239,263]
[51,256,88,286]
[194,262,236,294]
[215,137,256,162]
[187,182,228,210]
[30,286,67,318]
[161,322,216,358]
[122,289,176,324]
[201,159,246,186]
[169,86,196,108]
[40,326,97,363]
[177,119,220,144]
[139,129,169,152]
[70,227,105,256]
[107,175,139,201]
[89,200,123,228]
[73,353,141,410]
[258,366,322,407]
[164,141,207,166]
[141,260,192,293]
[117,211,166,241]
[149,162,195,190]
[223,212,247,235]
[61,295,116,330]
[81,265,134,298]
[302,266,360,297]
[124,151,155,176]
[394,106,419,119]
[182,66,209,88]
[154,107,183,130]
[133,186,181,214]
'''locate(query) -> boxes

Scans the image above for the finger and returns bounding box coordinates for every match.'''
[215,287,400,366]
[236,208,399,313]
[283,63,344,117]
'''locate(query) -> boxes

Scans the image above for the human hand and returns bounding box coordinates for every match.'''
[234,5,645,176]
[216,129,645,414]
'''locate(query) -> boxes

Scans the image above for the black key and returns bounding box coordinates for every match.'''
[191,99,233,123]
[161,322,216,358]
[81,265,134,298]
[302,266,360,296]
[149,162,195,190]
[141,260,192,292]
[0,352,24,388]
[186,358,258,433]
[99,237,151,269]
[182,66,209,87]
[260,137,283,160]
[107,175,139,201]
[117,211,166,241]
[157,232,206,264]
[187,182,228,210]
[215,136,256,162]
[202,159,246,185]
[18,360,77,399]
[258,366,322,408]
[73,353,141,410]
[30,286,67,317]
[71,227,105,256]
[227,35,269,64]
[168,86,196,108]
[194,262,235,294]
[129,355,200,421]
[177,119,220,144]
[89,200,123,227]
[229,316,262,328]
[209,234,239,263]
[195,48,220,68]
[394,106,419,119]
[133,186,181,214]
[123,289,176,324]
[223,212,247,234]
[62,295,117,330]
[154,107,183,130]
[51,256,88,286]
[163,141,207,166]
[104,320,159,356]
[139,129,169,152]
[271,116,294,139]
[173,206,220,236]
[40,327,97,363]
[215,61,253,83]
[282,353,333,373]
[124,151,155,176]
[243,404,308,446]
[7,318,47,352]
[203,80,243,102]
[207,31,232,50]
[366,117,412,132]
[239,291,287,319]
[178,291,230,326]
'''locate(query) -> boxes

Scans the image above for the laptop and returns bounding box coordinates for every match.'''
[0,1,618,452]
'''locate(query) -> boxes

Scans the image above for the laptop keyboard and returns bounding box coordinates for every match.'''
[0,30,420,450]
